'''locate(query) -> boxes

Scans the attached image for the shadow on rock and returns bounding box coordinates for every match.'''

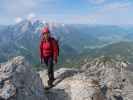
[45,88,71,100]
[54,68,79,86]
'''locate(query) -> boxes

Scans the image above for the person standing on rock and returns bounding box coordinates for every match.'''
[39,27,59,88]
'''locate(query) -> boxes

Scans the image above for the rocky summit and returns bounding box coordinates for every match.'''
[0,56,133,100]
[40,56,133,100]
[0,56,47,100]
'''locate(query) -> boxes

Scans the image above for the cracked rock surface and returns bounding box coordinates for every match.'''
[0,56,47,100]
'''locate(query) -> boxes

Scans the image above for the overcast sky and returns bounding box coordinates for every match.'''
[0,0,133,25]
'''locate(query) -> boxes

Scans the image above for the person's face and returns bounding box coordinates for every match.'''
[43,33,50,40]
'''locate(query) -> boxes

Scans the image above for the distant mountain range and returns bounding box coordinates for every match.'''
[0,19,133,68]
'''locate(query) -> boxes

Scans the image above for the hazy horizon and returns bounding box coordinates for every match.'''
[0,0,133,25]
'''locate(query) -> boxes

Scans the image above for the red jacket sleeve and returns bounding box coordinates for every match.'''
[39,41,43,60]
[52,39,59,63]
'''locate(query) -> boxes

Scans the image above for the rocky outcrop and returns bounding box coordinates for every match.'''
[39,56,133,100]
[39,68,105,100]
[1,56,133,100]
[0,56,47,100]
[81,56,133,100]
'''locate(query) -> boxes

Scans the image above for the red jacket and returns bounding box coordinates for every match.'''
[40,37,59,64]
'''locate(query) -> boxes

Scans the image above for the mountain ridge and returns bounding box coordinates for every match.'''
[0,19,133,69]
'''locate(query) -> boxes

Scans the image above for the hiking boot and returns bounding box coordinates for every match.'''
[48,80,54,85]
[0,79,4,89]
[45,80,54,90]
[48,77,56,84]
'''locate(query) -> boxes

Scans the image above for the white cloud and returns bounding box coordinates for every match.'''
[86,2,133,25]
[14,17,23,23]
[27,13,36,20]
[4,0,37,16]
[1,0,133,25]
[101,2,131,11]
[88,0,105,4]
[92,2,131,16]
[63,2,133,25]
[1,0,58,22]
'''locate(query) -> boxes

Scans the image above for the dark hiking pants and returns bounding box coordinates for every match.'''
[43,56,54,85]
